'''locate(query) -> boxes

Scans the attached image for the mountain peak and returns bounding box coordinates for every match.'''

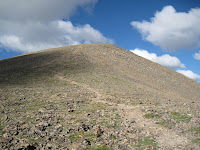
[0,44,200,149]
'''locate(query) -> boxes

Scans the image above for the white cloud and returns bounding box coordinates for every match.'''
[130,48,185,69]
[131,6,200,51]
[0,0,113,53]
[194,51,200,60]
[177,70,200,81]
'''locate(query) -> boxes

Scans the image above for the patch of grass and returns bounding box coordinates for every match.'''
[137,137,159,150]
[28,137,45,143]
[57,117,64,121]
[104,114,110,118]
[190,127,200,134]
[169,112,191,123]
[24,117,37,124]
[87,145,114,150]
[69,131,84,141]
[0,119,6,136]
[191,138,200,143]
[155,121,174,128]
[155,121,168,127]
[69,131,96,141]
[85,103,107,113]
[28,101,47,112]
[0,124,4,136]
[27,137,45,143]
[84,132,96,139]
[144,114,162,119]
[100,120,120,129]
[89,120,97,126]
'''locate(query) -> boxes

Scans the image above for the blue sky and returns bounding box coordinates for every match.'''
[0,0,200,82]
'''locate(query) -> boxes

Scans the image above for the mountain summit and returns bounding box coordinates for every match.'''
[0,44,200,149]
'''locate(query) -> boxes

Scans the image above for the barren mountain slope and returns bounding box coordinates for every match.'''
[0,43,200,102]
[0,44,200,149]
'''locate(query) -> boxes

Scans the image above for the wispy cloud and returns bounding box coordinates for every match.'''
[131,6,200,51]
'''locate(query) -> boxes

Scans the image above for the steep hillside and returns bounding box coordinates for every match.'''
[0,44,200,149]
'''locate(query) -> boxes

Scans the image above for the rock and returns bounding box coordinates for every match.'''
[37,122,49,131]
[96,126,103,137]
[55,124,63,132]
[41,133,47,137]
[118,144,128,149]
[67,129,74,134]
[82,139,91,146]
[68,109,74,112]
[3,133,8,139]
[130,120,136,123]
[82,124,90,132]
[57,135,65,143]
[109,134,116,140]
[38,108,45,114]
[20,123,29,129]
[124,139,128,143]
[128,134,137,139]
[25,144,37,150]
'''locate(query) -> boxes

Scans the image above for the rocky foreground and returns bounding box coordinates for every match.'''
[0,74,200,150]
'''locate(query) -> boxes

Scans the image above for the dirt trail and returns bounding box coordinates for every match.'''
[56,74,189,149]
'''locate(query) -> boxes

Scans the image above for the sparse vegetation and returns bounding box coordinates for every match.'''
[24,117,37,124]
[0,124,4,136]
[155,121,174,128]
[137,137,159,150]
[87,145,114,150]
[191,138,200,143]
[69,131,96,141]
[190,127,200,134]
[144,113,162,119]
[169,112,191,123]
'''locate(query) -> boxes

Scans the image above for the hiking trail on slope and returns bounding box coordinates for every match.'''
[56,74,189,149]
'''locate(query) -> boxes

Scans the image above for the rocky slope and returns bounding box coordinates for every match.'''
[0,44,200,149]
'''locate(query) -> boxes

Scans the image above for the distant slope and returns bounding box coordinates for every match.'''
[0,43,200,102]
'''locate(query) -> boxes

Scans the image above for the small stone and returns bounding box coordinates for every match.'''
[3,132,8,139]
[130,120,136,123]
[20,123,28,129]
[26,144,37,150]
[96,125,103,137]
[55,124,63,132]
[129,134,137,139]
[82,124,90,132]
[118,144,128,149]
[68,109,74,112]
[38,108,45,114]
[41,133,47,137]
[46,143,53,149]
